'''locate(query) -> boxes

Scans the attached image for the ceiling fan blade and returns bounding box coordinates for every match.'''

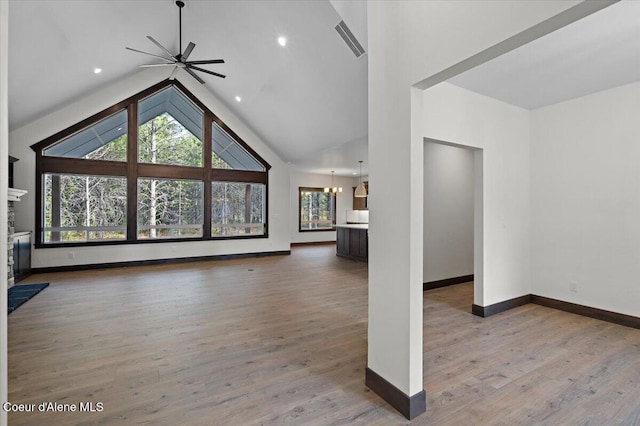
[126,47,174,62]
[146,36,177,59]
[188,65,226,79]
[139,63,176,68]
[182,42,196,61]
[185,67,206,84]
[185,59,225,65]
[168,66,179,80]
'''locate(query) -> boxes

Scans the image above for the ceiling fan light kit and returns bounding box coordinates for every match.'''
[126,0,226,84]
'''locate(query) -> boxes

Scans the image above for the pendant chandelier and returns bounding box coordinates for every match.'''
[354,160,367,197]
[324,171,342,195]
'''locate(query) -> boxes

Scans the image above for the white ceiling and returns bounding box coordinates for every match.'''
[8,0,367,168]
[11,1,636,178]
[448,0,640,110]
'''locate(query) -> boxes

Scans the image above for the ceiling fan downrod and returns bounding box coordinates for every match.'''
[176,1,184,60]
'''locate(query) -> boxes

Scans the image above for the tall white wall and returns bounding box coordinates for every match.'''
[0,2,9,423]
[422,83,531,305]
[290,171,352,244]
[531,82,640,317]
[9,68,291,268]
[423,142,474,283]
[367,0,580,399]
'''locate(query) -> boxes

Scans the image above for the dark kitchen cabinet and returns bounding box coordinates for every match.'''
[336,227,368,262]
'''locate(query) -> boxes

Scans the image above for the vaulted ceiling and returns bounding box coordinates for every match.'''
[9,1,639,178]
[8,0,368,171]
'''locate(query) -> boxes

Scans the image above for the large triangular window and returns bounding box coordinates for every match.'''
[32,80,270,247]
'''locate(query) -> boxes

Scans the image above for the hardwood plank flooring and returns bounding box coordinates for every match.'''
[8,245,640,425]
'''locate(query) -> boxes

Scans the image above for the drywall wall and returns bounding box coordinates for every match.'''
[531,81,640,317]
[9,68,291,268]
[421,82,531,305]
[0,1,9,422]
[367,0,580,399]
[290,171,352,243]
[423,141,474,283]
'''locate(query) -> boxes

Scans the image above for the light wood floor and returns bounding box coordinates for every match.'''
[8,245,640,425]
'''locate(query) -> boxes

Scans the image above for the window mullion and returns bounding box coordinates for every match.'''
[210,169,267,184]
[50,175,61,242]
[203,113,213,238]
[127,103,138,241]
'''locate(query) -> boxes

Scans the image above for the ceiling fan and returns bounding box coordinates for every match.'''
[126,0,225,84]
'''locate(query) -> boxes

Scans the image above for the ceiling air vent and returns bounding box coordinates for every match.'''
[335,20,365,58]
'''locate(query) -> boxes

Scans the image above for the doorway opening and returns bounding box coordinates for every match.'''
[423,138,483,312]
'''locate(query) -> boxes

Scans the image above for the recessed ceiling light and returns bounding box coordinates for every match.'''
[278,36,287,47]
[93,68,102,74]
[235,96,242,102]
[352,172,357,175]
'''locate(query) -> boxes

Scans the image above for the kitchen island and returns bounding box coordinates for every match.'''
[335,224,368,262]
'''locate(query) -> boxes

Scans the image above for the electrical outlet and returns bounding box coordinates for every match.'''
[570,280,578,292]
[68,251,75,260]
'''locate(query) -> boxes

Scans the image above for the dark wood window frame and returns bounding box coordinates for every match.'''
[31,79,271,248]
[298,186,337,232]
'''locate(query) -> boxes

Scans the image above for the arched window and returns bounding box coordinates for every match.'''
[31,80,270,247]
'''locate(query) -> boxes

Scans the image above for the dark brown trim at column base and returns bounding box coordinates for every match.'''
[365,367,426,420]
[423,274,474,291]
[472,294,532,317]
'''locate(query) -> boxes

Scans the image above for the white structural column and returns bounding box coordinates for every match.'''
[366,3,427,419]
[365,0,589,420]
[1,1,9,425]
